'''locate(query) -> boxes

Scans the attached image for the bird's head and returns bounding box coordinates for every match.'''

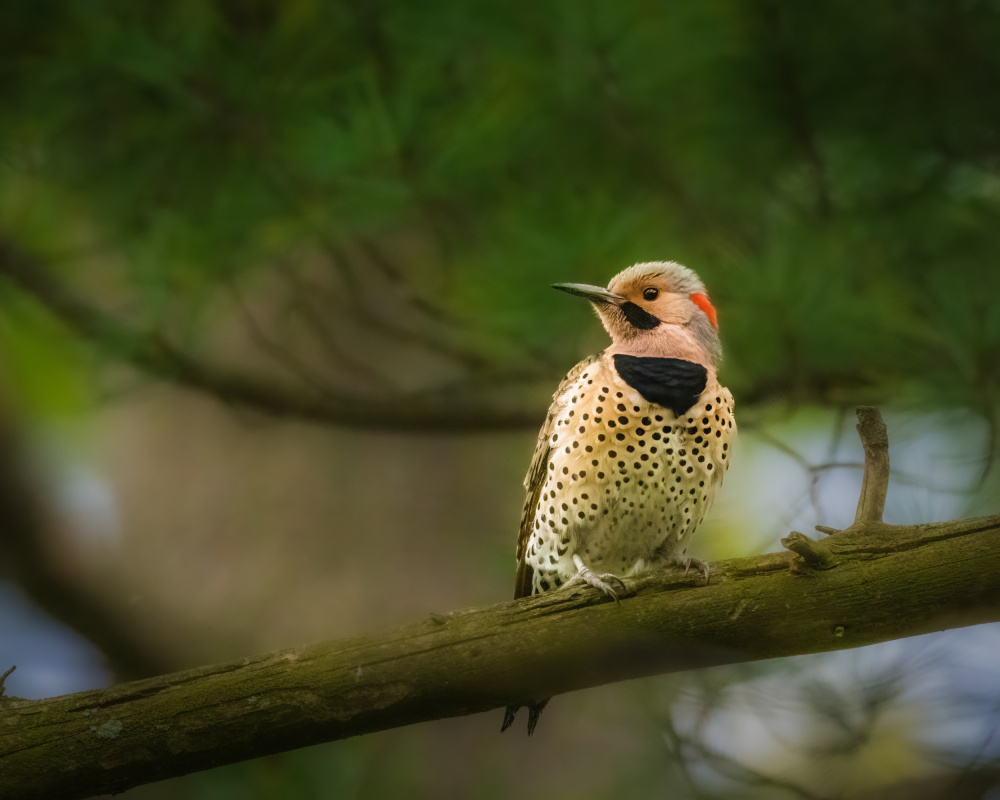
[554,261,721,367]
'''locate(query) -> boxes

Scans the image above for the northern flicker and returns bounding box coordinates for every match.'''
[502,261,736,735]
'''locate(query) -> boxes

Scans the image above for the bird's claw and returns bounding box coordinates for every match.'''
[672,554,711,585]
[564,559,627,603]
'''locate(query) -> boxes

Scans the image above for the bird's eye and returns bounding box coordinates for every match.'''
[642,287,659,301]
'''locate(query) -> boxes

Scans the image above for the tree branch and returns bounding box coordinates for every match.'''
[2,509,998,799]
[0,666,15,697]
[854,405,890,524]
[0,238,541,432]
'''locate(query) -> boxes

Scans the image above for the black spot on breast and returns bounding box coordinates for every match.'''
[613,355,707,417]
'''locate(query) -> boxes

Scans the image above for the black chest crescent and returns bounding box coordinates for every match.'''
[612,355,708,416]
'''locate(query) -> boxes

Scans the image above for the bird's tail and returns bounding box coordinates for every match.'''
[501,698,550,735]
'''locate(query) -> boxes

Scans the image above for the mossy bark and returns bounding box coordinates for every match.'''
[1,513,998,800]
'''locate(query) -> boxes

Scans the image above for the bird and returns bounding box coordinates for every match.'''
[501,261,736,735]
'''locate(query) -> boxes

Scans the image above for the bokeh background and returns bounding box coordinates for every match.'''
[2,2,1000,798]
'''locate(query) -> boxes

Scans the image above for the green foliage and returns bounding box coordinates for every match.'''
[2,0,999,410]
[0,297,94,418]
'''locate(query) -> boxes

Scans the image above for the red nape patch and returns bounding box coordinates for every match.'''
[689,292,718,330]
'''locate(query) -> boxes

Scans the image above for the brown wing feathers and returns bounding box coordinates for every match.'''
[513,354,599,599]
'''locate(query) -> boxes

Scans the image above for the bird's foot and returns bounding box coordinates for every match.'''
[563,555,627,602]
[670,553,711,585]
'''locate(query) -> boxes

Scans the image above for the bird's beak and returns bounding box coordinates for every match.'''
[552,283,625,305]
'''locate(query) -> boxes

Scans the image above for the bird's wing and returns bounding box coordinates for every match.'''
[513,353,601,599]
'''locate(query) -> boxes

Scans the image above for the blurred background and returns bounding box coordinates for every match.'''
[1,1,1000,798]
